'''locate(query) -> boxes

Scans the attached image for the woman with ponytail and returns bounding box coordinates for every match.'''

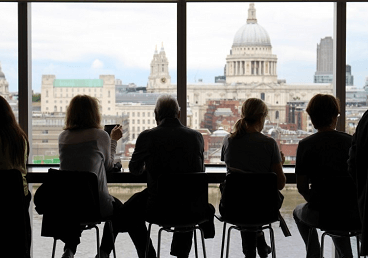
[220,98,286,258]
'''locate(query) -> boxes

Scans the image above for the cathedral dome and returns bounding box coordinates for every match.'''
[233,23,271,47]
[232,3,271,47]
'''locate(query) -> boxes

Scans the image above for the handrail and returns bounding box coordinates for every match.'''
[26,171,296,184]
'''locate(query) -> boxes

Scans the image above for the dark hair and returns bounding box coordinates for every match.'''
[230,98,268,138]
[306,94,340,129]
[64,95,102,130]
[154,95,180,122]
[0,96,29,165]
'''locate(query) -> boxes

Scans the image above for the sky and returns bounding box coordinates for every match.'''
[0,2,368,93]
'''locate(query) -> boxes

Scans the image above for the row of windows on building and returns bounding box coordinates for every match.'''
[45,106,111,112]
[45,90,111,98]
[54,88,103,92]
[124,111,154,117]
[131,119,155,125]
[131,126,152,132]
[46,100,112,104]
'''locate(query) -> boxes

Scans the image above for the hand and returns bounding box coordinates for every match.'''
[110,125,123,141]
[280,151,285,165]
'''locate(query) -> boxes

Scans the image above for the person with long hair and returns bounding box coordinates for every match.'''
[0,95,31,257]
[220,98,286,258]
[56,95,123,258]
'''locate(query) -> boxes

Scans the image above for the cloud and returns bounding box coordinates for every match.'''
[30,3,177,70]
[2,2,368,89]
[91,59,104,69]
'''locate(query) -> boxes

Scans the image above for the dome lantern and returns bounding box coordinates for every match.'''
[247,3,257,24]
[232,3,271,47]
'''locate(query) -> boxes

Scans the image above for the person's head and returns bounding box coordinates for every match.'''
[154,95,180,124]
[231,98,268,138]
[306,94,340,130]
[64,95,102,130]
[0,95,17,127]
[0,95,29,164]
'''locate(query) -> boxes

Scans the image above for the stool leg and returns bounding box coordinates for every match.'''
[220,223,227,258]
[194,229,199,258]
[198,227,207,258]
[268,225,276,258]
[107,221,117,258]
[145,223,152,258]
[306,227,314,258]
[356,235,360,258]
[157,227,165,258]
[51,238,57,258]
[94,225,100,258]
[320,232,327,258]
[226,226,235,258]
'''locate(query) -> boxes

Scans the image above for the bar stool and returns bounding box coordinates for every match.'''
[217,172,282,258]
[303,176,362,258]
[144,173,210,258]
[35,169,117,258]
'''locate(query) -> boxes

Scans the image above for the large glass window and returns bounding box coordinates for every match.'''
[0,3,18,119]
[346,3,368,135]
[188,2,334,165]
[31,3,177,168]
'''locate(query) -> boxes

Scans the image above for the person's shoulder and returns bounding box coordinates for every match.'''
[298,133,319,144]
[87,128,109,139]
[335,130,352,139]
[256,133,277,144]
[185,126,202,135]
[58,129,68,141]
[136,127,155,139]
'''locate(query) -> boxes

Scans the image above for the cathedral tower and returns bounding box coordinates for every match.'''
[147,43,172,93]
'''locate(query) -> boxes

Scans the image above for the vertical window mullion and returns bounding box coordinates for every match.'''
[18,2,32,161]
[177,0,187,126]
[333,2,346,132]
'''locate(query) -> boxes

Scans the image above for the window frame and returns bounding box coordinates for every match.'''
[17,1,349,164]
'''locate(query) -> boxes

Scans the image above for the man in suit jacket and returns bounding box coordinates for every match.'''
[129,94,214,258]
[99,95,214,258]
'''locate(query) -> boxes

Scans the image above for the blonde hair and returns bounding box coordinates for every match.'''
[230,98,268,138]
[64,95,102,130]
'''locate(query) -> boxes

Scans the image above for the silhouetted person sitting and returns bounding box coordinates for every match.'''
[293,94,357,258]
[99,94,215,258]
[348,107,368,256]
[220,98,286,258]
[0,96,31,258]
[36,95,123,258]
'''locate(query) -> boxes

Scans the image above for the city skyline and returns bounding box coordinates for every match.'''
[1,2,367,92]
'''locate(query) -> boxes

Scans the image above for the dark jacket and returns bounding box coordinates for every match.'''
[129,117,205,198]
[349,110,368,255]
